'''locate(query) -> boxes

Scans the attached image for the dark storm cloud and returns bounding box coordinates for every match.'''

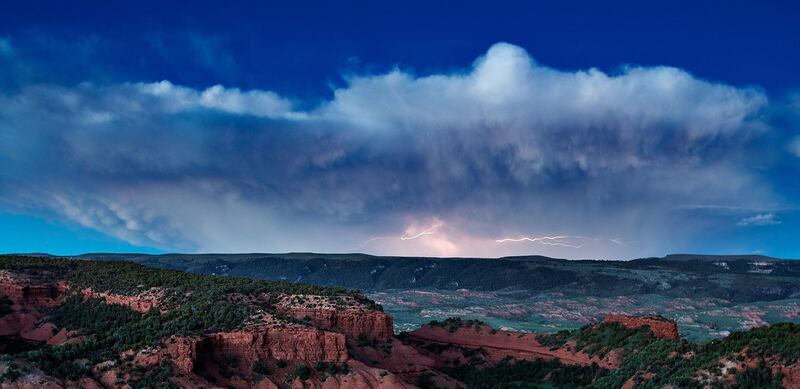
[0,43,788,257]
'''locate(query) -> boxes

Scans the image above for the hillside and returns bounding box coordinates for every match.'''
[1,255,800,388]
[67,253,800,302]
[61,252,800,340]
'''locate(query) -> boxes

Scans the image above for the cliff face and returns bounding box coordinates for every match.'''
[776,361,800,388]
[0,271,66,309]
[0,271,68,348]
[274,295,394,342]
[151,327,428,389]
[603,315,680,340]
[79,288,162,313]
[0,270,163,348]
[198,325,348,366]
[0,269,405,388]
[280,306,394,341]
[0,269,162,314]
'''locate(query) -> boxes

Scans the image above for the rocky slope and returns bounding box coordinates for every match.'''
[1,255,799,388]
[0,256,409,389]
[405,321,623,370]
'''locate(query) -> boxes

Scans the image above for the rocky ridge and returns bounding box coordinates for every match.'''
[1,256,799,388]
[603,315,680,340]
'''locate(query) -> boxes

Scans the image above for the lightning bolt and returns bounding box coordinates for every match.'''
[352,219,442,250]
[495,235,584,248]
[495,235,569,243]
[351,236,391,251]
[400,226,437,240]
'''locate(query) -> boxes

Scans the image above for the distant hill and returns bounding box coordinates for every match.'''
[647,253,784,262]
[1,255,798,388]
[57,252,800,303]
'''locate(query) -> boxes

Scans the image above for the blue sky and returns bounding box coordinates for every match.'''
[0,1,799,258]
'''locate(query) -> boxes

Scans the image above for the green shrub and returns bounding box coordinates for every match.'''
[0,296,13,316]
[252,361,270,376]
[294,363,311,380]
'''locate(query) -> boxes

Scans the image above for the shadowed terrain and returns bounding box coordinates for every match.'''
[62,253,800,340]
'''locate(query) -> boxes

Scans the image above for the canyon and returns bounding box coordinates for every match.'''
[0,256,798,388]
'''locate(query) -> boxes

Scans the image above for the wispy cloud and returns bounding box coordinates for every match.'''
[791,137,800,158]
[738,213,782,227]
[0,37,13,55]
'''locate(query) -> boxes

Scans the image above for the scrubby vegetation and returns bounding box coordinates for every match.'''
[443,322,800,388]
[0,295,13,316]
[130,361,177,389]
[314,361,349,376]
[429,317,485,333]
[48,296,141,334]
[103,253,800,304]
[0,255,373,382]
[586,323,799,388]
[444,357,609,388]
[537,322,657,356]
[0,255,363,301]
[293,363,311,380]
[712,322,800,362]
[1,360,22,382]
[2,255,798,388]
[732,363,783,389]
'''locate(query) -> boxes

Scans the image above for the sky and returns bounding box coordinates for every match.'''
[0,1,799,259]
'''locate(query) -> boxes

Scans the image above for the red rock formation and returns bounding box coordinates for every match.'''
[715,354,800,388]
[143,325,420,389]
[350,338,436,374]
[0,272,69,347]
[3,269,713,389]
[0,271,66,309]
[407,323,621,369]
[129,325,351,388]
[279,306,394,341]
[198,325,348,366]
[603,315,680,340]
[776,362,800,388]
[80,288,162,313]
[46,328,83,346]
[290,360,416,389]
[163,335,202,372]
[1,270,161,315]
[0,270,162,347]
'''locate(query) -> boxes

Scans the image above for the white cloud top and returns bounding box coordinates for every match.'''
[0,43,784,258]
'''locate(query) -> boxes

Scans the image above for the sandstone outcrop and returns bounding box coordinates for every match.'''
[407,323,621,369]
[280,306,394,341]
[603,315,680,340]
[0,270,162,348]
[0,271,67,348]
[8,265,795,389]
[275,295,394,342]
[79,288,162,313]
[776,361,800,388]
[290,360,416,389]
[0,270,66,310]
[198,325,348,366]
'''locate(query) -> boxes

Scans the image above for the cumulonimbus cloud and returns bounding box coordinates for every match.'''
[0,42,782,258]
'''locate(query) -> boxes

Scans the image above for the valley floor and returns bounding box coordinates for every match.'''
[371,289,800,341]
